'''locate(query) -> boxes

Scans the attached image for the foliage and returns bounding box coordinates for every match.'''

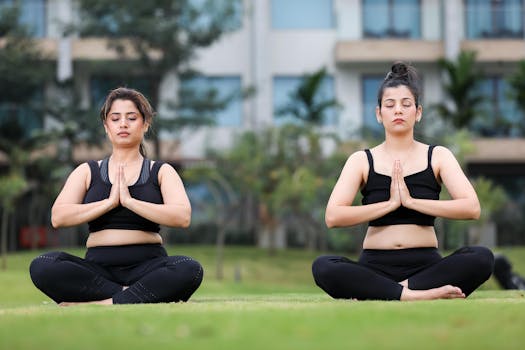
[45,81,107,164]
[73,0,243,157]
[438,130,508,247]
[0,5,51,103]
[432,51,485,130]
[275,67,341,125]
[0,175,27,211]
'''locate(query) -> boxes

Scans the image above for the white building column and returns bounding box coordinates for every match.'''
[54,0,73,82]
[249,0,272,129]
[443,0,463,59]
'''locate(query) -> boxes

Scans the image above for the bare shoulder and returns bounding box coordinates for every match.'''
[344,150,368,169]
[432,145,458,163]
[156,161,182,183]
[340,150,369,181]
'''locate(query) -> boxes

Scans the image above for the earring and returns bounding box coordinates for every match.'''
[377,119,382,124]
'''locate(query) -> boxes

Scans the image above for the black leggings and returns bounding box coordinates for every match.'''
[312,246,494,300]
[29,244,203,304]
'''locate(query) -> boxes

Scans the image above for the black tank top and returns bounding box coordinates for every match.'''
[83,158,165,233]
[360,145,441,226]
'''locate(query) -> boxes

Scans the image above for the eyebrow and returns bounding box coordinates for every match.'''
[383,97,414,103]
[109,111,139,116]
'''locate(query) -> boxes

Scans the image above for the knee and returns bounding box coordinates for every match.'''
[29,252,62,288]
[167,256,204,286]
[312,255,339,284]
[464,246,495,277]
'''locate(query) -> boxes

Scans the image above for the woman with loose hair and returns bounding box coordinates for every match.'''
[312,62,494,301]
[30,87,203,305]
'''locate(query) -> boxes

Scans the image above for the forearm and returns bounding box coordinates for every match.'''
[51,199,114,228]
[405,197,480,220]
[123,198,191,228]
[326,201,396,228]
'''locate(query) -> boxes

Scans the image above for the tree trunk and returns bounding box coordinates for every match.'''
[1,208,9,270]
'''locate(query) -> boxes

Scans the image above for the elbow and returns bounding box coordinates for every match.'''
[180,207,191,228]
[325,209,337,228]
[50,211,63,229]
[471,202,481,220]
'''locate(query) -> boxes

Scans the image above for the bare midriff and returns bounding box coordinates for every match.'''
[363,224,438,250]
[86,229,163,248]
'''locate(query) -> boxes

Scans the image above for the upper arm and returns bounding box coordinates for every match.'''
[326,151,368,208]
[53,163,91,206]
[433,146,477,200]
[158,163,191,208]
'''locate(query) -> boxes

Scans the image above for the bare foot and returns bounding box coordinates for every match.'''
[400,285,465,301]
[59,298,113,306]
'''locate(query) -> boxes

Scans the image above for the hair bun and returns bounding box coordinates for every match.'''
[390,62,409,78]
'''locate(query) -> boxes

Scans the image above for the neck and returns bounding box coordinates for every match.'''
[110,150,143,164]
[383,134,416,153]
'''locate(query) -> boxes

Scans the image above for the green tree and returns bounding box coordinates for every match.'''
[433,51,485,130]
[0,3,53,248]
[0,175,27,269]
[276,67,340,125]
[73,0,243,158]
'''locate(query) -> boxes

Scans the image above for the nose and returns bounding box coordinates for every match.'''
[394,102,403,113]
[119,117,129,127]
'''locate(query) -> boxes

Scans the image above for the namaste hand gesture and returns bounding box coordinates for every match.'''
[108,164,133,209]
[389,160,414,210]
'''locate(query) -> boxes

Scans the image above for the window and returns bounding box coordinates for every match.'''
[180,76,243,127]
[363,0,421,38]
[474,76,522,136]
[362,76,384,136]
[0,91,44,139]
[90,77,154,110]
[271,0,334,29]
[466,0,523,38]
[185,0,243,31]
[273,75,338,126]
[0,0,46,37]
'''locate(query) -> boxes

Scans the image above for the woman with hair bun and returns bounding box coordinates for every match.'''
[312,62,494,301]
[30,87,203,305]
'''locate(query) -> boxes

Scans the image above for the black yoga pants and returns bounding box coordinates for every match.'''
[29,244,203,304]
[312,246,494,300]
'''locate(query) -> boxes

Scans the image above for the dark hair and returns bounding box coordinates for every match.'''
[100,87,154,157]
[377,61,421,108]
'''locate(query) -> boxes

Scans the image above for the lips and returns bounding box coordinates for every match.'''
[392,118,405,123]
[117,132,130,137]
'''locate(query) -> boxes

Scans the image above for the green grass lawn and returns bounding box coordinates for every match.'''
[1,245,524,350]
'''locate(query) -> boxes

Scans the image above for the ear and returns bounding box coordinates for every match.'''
[375,106,382,124]
[415,105,423,122]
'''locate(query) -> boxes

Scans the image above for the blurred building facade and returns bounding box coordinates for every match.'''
[2,0,525,245]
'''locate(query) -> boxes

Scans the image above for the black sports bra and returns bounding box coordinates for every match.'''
[83,158,165,233]
[360,145,441,226]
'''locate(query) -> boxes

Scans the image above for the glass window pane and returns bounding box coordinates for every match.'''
[0,91,43,139]
[0,0,46,37]
[90,77,153,110]
[475,77,522,136]
[273,75,337,126]
[180,76,242,127]
[363,0,420,38]
[363,0,389,37]
[362,76,383,136]
[271,0,334,29]
[392,0,420,38]
[466,0,523,38]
